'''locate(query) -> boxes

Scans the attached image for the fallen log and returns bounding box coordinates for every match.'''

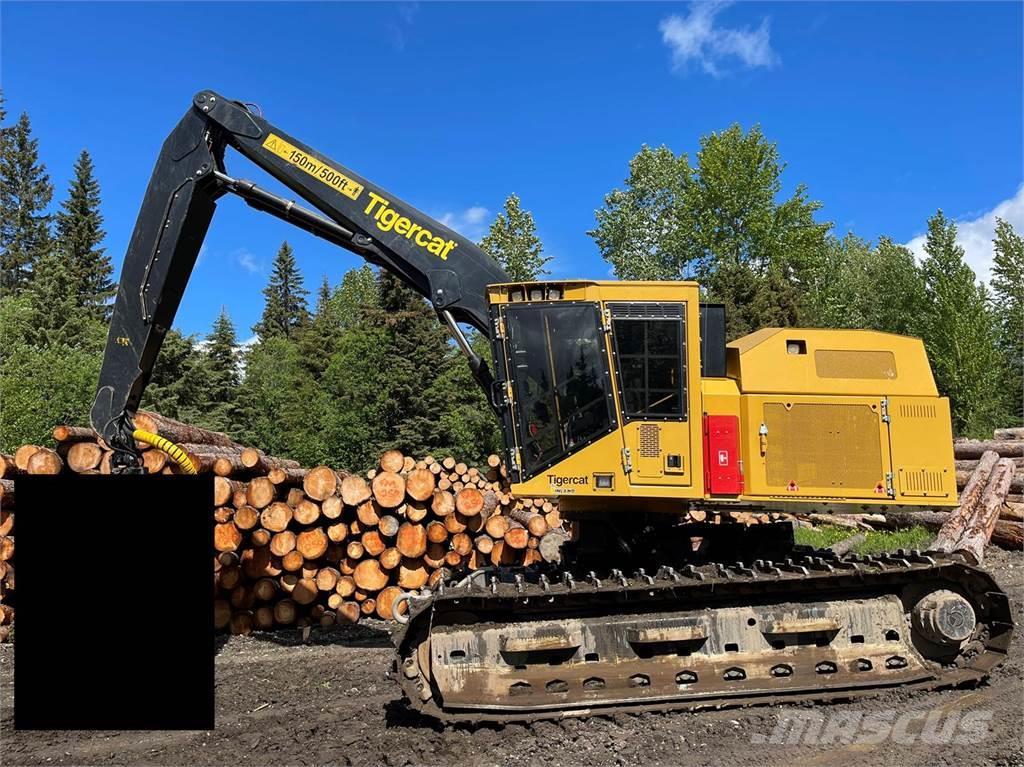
[993,427,1024,441]
[869,510,1022,551]
[829,531,866,557]
[933,457,1016,564]
[953,440,1024,459]
[134,411,239,448]
[51,425,97,444]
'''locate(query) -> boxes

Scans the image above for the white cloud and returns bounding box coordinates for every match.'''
[234,249,263,274]
[440,205,490,241]
[904,185,1024,285]
[660,2,778,77]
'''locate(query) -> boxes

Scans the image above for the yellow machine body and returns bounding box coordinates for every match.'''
[491,281,956,513]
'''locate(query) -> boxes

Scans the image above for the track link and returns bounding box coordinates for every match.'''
[392,548,1013,723]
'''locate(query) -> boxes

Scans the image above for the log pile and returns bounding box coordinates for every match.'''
[0,412,567,639]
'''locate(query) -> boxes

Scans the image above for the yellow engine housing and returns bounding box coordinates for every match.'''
[493,281,956,514]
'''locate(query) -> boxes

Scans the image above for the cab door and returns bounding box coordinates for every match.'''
[608,302,692,487]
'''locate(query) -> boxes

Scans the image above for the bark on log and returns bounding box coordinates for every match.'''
[828,531,866,557]
[953,440,1024,459]
[52,425,97,443]
[241,447,300,472]
[870,510,1022,550]
[993,427,1024,441]
[957,469,1023,493]
[135,411,238,448]
[933,457,1016,564]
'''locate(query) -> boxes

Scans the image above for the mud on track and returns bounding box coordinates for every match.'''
[3,548,1022,767]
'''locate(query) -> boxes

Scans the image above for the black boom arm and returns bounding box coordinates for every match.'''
[91,90,509,469]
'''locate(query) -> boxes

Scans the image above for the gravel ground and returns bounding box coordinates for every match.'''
[2,548,1022,767]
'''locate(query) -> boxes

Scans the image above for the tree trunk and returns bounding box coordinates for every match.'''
[953,440,1024,459]
[135,411,238,447]
[932,458,1016,564]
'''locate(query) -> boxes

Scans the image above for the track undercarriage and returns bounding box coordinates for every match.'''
[393,520,1014,723]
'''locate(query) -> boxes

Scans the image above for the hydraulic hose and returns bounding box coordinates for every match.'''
[131,429,197,475]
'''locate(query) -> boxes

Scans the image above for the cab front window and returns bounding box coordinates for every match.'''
[504,303,613,477]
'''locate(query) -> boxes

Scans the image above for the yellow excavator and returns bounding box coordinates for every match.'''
[91,91,1012,722]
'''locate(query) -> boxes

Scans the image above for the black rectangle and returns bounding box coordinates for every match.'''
[14,475,213,730]
[699,303,727,378]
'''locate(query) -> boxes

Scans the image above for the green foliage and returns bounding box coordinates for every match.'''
[253,241,309,339]
[590,126,831,339]
[806,234,926,336]
[0,340,101,452]
[238,335,329,466]
[589,145,694,281]
[197,308,243,433]
[141,329,213,424]
[332,264,379,331]
[991,218,1023,423]
[480,194,551,280]
[55,150,113,320]
[794,525,933,555]
[0,111,53,293]
[920,211,1006,437]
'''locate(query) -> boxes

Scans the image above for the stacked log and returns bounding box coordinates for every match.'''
[0,413,566,640]
[954,432,1024,503]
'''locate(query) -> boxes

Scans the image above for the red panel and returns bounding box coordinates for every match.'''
[703,415,744,495]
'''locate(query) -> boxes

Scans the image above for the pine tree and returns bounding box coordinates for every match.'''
[141,329,213,424]
[26,246,87,347]
[253,241,309,339]
[991,218,1023,423]
[0,111,53,292]
[920,211,1004,436]
[199,308,242,433]
[479,194,551,280]
[55,150,113,319]
[299,275,343,377]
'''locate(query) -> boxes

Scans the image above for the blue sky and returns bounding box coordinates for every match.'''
[3,1,1021,339]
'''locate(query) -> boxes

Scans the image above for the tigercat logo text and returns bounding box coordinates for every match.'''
[364,192,458,261]
[547,475,588,487]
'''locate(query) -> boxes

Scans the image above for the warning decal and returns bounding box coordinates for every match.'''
[262,134,364,201]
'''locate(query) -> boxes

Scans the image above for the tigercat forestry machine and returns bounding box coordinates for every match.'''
[91,92,1012,722]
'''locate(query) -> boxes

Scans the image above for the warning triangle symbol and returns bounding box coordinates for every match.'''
[265,138,277,151]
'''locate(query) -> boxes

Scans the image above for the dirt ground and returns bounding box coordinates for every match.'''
[3,549,1022,767]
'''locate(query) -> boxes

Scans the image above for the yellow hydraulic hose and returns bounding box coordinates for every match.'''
[131,428,197,475]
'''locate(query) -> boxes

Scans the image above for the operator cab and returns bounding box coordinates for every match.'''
[487,281,719,503]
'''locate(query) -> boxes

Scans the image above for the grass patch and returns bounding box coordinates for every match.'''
[794,524,934,555]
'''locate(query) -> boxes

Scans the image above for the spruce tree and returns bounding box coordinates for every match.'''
[920,211,1004,436]
[56,150,113,319]
[991,218,1023,422]
[141,329,212,424]
[199,308,242,433]
[299,275,342,377]
[479,194,551,280]
[253,241,308,339]
[0,111,53,292]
